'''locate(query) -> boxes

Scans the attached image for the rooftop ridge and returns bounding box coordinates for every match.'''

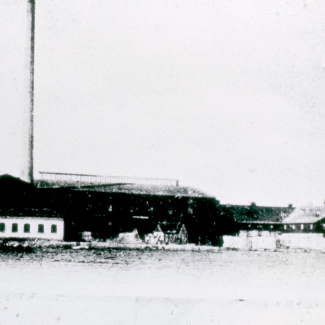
[38,171,179,187]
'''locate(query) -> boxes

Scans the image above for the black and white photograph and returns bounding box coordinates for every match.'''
[1,0,325,324]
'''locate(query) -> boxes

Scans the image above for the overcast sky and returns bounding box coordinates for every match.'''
[1,0,325,206]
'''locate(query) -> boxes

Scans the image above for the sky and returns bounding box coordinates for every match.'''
[1,0,325,206]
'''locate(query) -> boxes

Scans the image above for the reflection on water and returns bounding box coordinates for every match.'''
[0,249,325,324]
[1,248,325,296]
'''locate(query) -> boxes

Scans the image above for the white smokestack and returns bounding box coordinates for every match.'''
[20,0,35,183]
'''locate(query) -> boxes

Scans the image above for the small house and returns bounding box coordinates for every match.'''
[0,208,64,241]
[158,222,188,245]
[282,205,325,232]
[0,215,64,241]
[144,222,189,245]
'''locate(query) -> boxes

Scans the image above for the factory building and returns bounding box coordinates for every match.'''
[0,174,237,244]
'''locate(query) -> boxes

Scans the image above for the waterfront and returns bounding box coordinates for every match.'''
[0,249,324,324]
[0,249,325,324]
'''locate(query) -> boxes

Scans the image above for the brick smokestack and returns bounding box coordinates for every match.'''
[21,0,35,184]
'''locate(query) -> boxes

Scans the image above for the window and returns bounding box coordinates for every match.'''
[51,225,57,233]
[12,223,18,233]
[24,224,30,233]
[0,223,5,232]
[38,224,44,233]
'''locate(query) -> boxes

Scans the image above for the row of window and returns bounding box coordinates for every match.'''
[283,224,314,230]
[0,223,57,234]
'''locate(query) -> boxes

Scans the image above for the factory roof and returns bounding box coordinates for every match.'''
[0,174,34,191]
[72,183,213,198]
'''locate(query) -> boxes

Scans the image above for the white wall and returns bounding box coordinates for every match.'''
[223,232,325,251]
[278,233,325,251]
[0,217,64,240]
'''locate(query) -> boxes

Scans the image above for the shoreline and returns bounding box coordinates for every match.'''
[1,236,325,253]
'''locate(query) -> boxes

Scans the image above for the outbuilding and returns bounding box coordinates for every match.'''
[144,222,188,245]
[282,205,325,233]
[0,213,64,241]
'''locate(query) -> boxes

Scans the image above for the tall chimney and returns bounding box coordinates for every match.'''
[21,0,35,184]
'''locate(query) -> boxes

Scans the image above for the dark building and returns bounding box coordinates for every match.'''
[0,174,237,244]
[219,202,294,233]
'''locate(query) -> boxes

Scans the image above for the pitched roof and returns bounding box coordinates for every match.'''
[0,174,34,191]
[0,207,61,218]
[283,206,325,224]
[157,222,185,233]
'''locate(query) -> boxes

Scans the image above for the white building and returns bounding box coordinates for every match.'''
[0,216,64,241]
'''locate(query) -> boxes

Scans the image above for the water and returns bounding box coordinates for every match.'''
[0,248,324,324]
